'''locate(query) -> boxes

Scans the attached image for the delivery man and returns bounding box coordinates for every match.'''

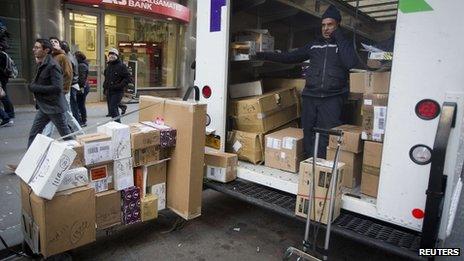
[256,5,358,158]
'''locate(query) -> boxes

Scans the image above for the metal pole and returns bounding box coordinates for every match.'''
[303,133,319,252]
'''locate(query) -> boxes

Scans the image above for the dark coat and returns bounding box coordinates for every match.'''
[29,54,68,114]
[103,59,131,94]
[258,29,358,97]
[77,59,89,90]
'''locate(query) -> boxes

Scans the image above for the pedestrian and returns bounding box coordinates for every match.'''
[0,85,13,127]
[75,51,89,127]
[61,40,81,124]
[0,23,15,121]
[256,5,358,159]
[28,39,71,147]
[103,48,131,123]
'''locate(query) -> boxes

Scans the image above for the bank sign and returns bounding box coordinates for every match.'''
[67,0,190,22]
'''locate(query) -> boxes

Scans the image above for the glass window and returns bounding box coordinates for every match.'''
[0,0,23,77]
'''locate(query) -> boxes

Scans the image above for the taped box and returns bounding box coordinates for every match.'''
[227,130,264,164]
[264,127,304,173]
[60,140,85,168]
[349,71,390,94]
[129,123,160,150]
[329,125,363,153]
[361,141,383,198]
[327,147,362,189]
[57,167,89,192]
[141,121,177,148]
[96,190,121,229]
[229,81,263,99]
[97,122,131,160]
[77,133,112,165]
[362,94,388,142]
[204,151,237,183]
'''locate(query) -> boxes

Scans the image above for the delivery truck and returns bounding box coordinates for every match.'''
[194,0,463,259]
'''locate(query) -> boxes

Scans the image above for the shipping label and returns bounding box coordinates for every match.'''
[373,106,387,134]
[206,166,226,182]
[282,137,296,150]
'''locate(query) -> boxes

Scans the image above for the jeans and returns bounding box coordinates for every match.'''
[76,86,89,124]
[43,92,82,137]
[1,79,15,118]
[0,107,10,121]
[28,110,72,147]
[108,92,124,123]
[70,86,81,123]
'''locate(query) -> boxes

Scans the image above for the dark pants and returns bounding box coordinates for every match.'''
[1,79,15,118]
[28,109,72,147]
[108,92,124,123]
[70,88,80,123]
[301,95,345,159]
[76,86,89,124]
[0,107,9,121]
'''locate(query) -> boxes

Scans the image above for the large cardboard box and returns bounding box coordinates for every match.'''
[329,125,363,153]
[95,190,121,229]
[129,123,160,150]
[97,122,131,160]
[296,158,344,224]
[350,71,390,94]
[57,167,89,192]
[113,157,134,190]
[229,81,263,99]
[361,141,383,197]
[20,182,96,257]
[229,88,299,133]
[139,96,206,220]
[227,130,264,164]
[264,128,304,173]
[204,151,238,183]
[87,162,114,193]
[60,140,85,168]
[77,133,112,165]
[362,94,388,142]
[326,148,362,188]
[141,194,158,221]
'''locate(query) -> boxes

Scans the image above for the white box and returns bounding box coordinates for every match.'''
[16,134,54,183]
[83,140,112,165]
[97,122,131,160]
[113,157,134,190]
[229,81,263,99]
[57,167,89,192]
[28,141,77,200]
[150,183,166,210]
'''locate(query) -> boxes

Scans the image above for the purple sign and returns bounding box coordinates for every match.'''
[210,0,226,32]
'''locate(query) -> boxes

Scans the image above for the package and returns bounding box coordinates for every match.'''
[231,41,257,61]
[57,167,89,192]
[144,161,167,188]
[141,121,177,148]
[228,87,299,133]
[95,190,121,229]
[77,133,112,165]
[235,29,275,52]
[229,81,263,99]
[87,162,114,193]
[113,157,134,190]
[16,134,77,200]
[349,71,391,94]
[227,130,264,164]
[141,194,158,221]
[362,94,388,142]
[361,141,383,197]
[129,123,160,150]
[20,182,96,257]
[133,167,145,199]
[295,158,344,224]
[326,148,362,189]
[264,128,304,173]
[60,140,85,168]
[121,186,141,225]
[97,122,131,160]
[329,125,363,153]
[132,146,159,167]
[139,96,206,220]
[150,183,166,210]
[204,151,238,183]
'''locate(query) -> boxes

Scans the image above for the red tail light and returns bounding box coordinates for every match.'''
[202,85,212,98]
[415,99,440,120]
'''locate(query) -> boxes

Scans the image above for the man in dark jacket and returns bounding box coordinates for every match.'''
[28,39,71,147]
[257,5,358,158]
[75,51,90,127]
[0,37,15,121]
[103,48,131,123]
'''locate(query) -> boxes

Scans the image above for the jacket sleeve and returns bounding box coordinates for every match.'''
[256,44,311,64]
[112,64,131,91]
[332,29,358,69]
[29,65,63,94]
[60,56,73,92]
[78,63,88,89]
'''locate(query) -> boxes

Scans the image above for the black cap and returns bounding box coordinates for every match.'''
[322,5,341,23]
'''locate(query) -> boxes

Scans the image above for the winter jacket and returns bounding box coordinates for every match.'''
[103,59,131,94]
[67,52,79,86]
[77,59,89,90]
[29,54,67,114]
[257,29,358,97]
[51,49,73,94]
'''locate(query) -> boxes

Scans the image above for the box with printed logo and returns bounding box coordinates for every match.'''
[77,133,112,165]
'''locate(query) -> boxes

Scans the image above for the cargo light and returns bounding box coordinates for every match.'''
[202,85,212,98]
[415,99,440,120]
[409,144,432,165]
[412,208,424,219]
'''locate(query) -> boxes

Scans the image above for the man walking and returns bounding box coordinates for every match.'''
[28,39,71,147]
[0,24,15,121]
[61,40,81,124]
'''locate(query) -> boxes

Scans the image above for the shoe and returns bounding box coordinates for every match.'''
[106,114,111,117]
[0,120,13,127]
[121,106,127,115]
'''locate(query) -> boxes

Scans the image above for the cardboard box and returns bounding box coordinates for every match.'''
[141,194,158,221]
[132,146,159,167]
[121,186,141,225]
[229,81,263,99]
[87,162,114,193]
[150,183,166,210]
[361,141,383,197]
[16,135,77,200]
[229,87,299,133]
[362,94,388,142]
[134,166,145,198]
[113,157,134,191]
[129,123,160,150]
[227,130,264,164]
[57,167,89,192]
[296,158,344,224]
[60,140,85,168]
[77,133,112,165]
[264,128,304,173]
[329,125,363,153]
[236,30,274,52]
[97,122,131,160]
[204,151,238,183]
[95,190,121,229]
[139,96,206,220]
[20,182,96,257]
[326,148,362,188]
[141,121,177,148]
[350,71,390,94]
[144,161,167,188]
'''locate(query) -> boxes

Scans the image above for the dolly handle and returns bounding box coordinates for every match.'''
[313,127,343,137]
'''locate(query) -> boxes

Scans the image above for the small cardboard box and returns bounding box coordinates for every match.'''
[97,122,131,160]
[16,134,54,183]
[57,167,89,192]
[87,162,114,193]
[95,190,121,229]
[236,30,274,52]
[141,121,177,148]
[77,133,112,165]
[141,194,158,221]
[361,141,383,198]
[326,148,362,189]
[113,157,134,191]
[362,94,388,142]
[204,151,238,183]
[20,182,96,258]
[229,81,263,99]
[60,140,85,168]
[129,123,160,150]
[132,146,159,167]
[227,130,264,164]
[144,161,167,188]
[329,125,363,153]
[264,128,304,173]
[150,183,166,210]
[296,158,344,224]
[350,71,390,94]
